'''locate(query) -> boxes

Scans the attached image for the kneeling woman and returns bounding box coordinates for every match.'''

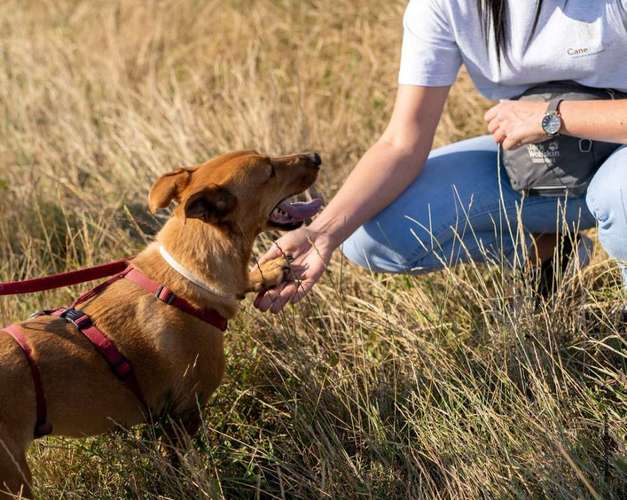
[255,0,627,313]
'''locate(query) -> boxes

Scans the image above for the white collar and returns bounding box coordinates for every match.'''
[158,245,228,298]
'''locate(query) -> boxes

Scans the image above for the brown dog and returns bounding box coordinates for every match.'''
[0,150,321,498]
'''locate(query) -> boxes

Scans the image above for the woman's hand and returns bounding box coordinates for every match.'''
[485,100,548,150]
[253,226,336,313]
[252,85,450,314]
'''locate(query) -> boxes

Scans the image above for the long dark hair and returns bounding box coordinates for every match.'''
[477,0,545,64]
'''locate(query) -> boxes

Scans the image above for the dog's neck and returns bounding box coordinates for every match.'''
[133,216,254,317]
[158,244,229,299]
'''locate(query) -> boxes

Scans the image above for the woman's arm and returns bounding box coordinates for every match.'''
[254,84,450,313]
[559,100,627,144]
[310,84,450,246]
[485,99,627,150]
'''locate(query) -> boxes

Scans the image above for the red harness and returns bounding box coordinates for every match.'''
[1,261,228,439]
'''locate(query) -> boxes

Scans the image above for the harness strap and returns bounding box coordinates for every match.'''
[50,308,149,415]
[0,262,228,439]
[2,324,53,438]
[124,268,228,331]
[65,265,228,331]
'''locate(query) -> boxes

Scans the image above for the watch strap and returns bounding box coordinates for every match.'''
[546,98,564,115]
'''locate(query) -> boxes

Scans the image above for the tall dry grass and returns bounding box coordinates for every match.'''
[0,0,625,498]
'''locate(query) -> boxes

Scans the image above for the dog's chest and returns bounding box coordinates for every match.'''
[152,323,225,407]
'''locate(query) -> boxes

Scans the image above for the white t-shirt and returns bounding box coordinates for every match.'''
[399,0,627,99]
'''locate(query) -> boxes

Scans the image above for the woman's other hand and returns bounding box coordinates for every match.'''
[253,226,336,313]
[485,100,548,150]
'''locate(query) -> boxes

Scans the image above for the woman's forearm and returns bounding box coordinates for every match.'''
[309,85,450,247]
[309,138,432,245]
[561,99,627,144]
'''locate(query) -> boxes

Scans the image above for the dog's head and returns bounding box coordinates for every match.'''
[148,150,322,235]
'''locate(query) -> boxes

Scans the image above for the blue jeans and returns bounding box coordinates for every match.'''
[342,135,627,287]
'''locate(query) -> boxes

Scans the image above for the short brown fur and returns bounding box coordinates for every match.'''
[0,150,320,498]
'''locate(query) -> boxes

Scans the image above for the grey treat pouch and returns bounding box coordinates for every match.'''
[501,81,625,197]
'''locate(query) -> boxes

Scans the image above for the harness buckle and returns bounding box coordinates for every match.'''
[154,285,176,305]
[61,308,92,330]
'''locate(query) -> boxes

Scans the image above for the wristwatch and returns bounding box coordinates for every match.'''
[542,98,564,136]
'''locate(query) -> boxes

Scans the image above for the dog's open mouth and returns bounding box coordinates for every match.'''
[268,196,323,230]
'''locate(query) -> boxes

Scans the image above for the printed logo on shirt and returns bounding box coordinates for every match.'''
[566,44,605,58]
[567,18,605,58]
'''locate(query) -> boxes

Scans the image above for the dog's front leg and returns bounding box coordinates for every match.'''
[245,256,291,294]
[160,407,202,468]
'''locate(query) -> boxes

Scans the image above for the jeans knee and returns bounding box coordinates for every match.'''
[586,177,610,225]
[586,154,627,228]
[585,152,627,266]
[341,225,414,274]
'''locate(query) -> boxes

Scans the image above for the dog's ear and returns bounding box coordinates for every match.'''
[183,185,237,223]
[148,168,194,213]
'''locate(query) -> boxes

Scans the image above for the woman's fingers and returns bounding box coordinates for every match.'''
[487,100,548,149]
[290,278,317,303]
[264,259,312,312]
[269,282,299,313]
[502,133,523,150]
[254,259,306,311]
[255,283,286,311]
[289,259,325,303]
[253,291,264,309]
[487,119,500,134]
[253,228,333,313]
[492,126,507,144]
[484,105,498,122]
[254,254,326,312]
[254,281,299,313]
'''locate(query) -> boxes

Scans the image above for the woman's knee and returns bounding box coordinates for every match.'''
[586,149,627,228]
[585,148,627,264]
[341,223,417,274]
[341,135,502,274]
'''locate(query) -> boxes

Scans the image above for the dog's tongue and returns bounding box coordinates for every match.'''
[280,198,323,220]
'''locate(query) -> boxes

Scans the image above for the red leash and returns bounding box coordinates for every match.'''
[0,259,129,295]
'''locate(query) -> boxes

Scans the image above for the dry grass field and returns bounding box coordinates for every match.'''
[0,0,625,498]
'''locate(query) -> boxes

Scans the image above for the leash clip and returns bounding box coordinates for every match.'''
[29,309,54,319]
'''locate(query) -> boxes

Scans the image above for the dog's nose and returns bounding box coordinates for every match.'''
[306,152,322,167]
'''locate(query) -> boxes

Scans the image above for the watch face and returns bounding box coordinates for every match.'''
[542,113,562,135]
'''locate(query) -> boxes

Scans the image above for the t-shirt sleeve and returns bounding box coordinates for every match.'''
[398,0,462,87]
